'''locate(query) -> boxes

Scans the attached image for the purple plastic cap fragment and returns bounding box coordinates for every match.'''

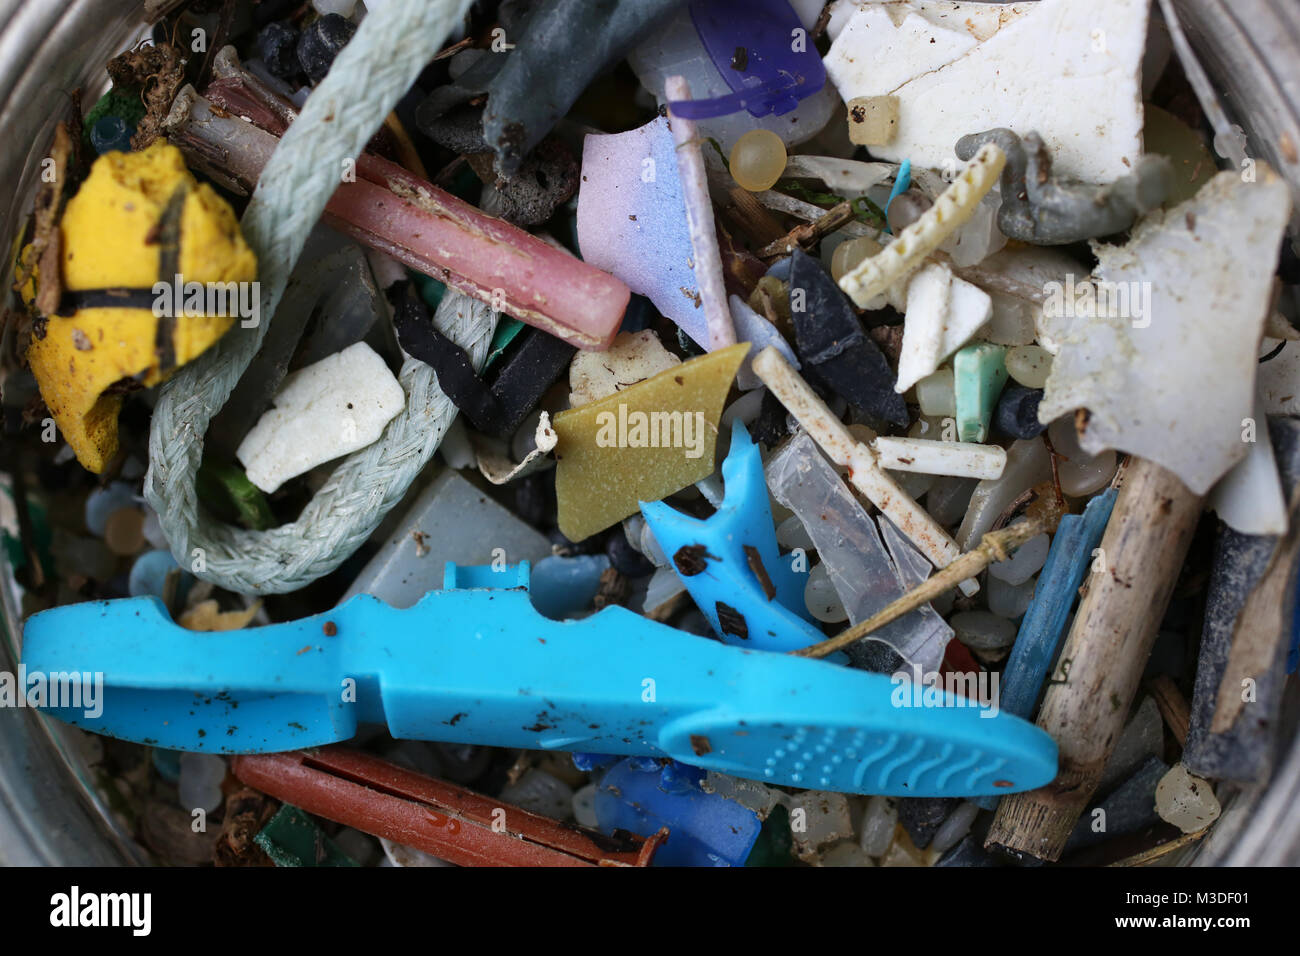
[577,117,710,347]
[670,0,826,119]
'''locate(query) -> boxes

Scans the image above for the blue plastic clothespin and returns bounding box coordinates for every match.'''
[21,561,1057,796]
[642,421,839,658]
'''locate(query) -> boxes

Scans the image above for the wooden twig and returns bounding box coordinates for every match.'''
[757,201,854,258]
[795,500,1064,660]
[1107,829,1205,867]
[986,457,1203,862]
[723,186,788,248]
[1147,674,1191,746]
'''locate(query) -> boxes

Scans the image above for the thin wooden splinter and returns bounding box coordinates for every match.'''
[796,504,1061,660]
[752,346,979,596]
[757,201,855,258]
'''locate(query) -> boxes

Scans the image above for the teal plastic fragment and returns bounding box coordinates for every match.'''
[485,317,526,369]
[255,805,358,867]
[954,343,1008,442]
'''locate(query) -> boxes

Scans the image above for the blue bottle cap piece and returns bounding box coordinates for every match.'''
[669,0,826,120]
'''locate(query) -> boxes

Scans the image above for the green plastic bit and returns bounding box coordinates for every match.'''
[254,805,358,867]
[954,343,1008,443]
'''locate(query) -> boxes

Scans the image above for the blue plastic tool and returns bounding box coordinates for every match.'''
[21,562,1057,795]
[642,421,836,658]
[595,757,762,866]
[668,0,826,120]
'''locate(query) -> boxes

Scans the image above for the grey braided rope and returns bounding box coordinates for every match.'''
[144,0,487,595]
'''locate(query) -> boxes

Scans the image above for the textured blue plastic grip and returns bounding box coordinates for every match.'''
[21,563,1057,796]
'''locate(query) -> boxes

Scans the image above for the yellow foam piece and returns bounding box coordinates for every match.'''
[554,343,749,541]
[26,141,257,472]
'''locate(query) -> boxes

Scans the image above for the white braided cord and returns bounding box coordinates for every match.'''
[144,0,489,594]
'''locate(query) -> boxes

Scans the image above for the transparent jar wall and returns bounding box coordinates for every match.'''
[0,0,1297,865]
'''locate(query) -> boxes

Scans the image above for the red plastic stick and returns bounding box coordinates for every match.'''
[232,747,666,867]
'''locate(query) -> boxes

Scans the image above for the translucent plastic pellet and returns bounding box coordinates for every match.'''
[1005,344,1053,388]
[915,369,957,418]
[805,561,849,623]
[988,518,1050,584]
[572,782,599,828]
[951,610,1018,651]
[1155,764,1221,834]
[776,515,816,552]
[886,190,932,235]
[499,768,574,821]
[820,840,877,867]
[831,235,883,282]
[987,573,1037,618]
[84,482,137,536]
[730,129,787,192]
[333,827,381,865]
[858,795,898,857]
[929,802,980,856]
[104,507,146,556]
[1049,417,1118,496]
[178,752,226,814]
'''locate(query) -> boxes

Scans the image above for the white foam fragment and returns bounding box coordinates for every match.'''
[824,0,1149,183]
[895,262,992,392]
[1038,169,1293,496]
[237,342,405,494]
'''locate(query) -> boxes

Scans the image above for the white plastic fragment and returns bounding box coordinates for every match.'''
[1038,169,1293,495]
[839,143,1006,308]
[473,412,558,486]
[1206,399,1288,535]
[790,791,855,860]
[236,342,405,494]
[825,0,1037,44]
[1154,763,1222,834]
[872,437,1006,480]
[569,330,681,407]
[824,0,1148,183]
[895,263,992,392]
[1258,339,1300,416]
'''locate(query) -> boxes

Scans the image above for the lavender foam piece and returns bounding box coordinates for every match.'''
[577,117,708,347]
